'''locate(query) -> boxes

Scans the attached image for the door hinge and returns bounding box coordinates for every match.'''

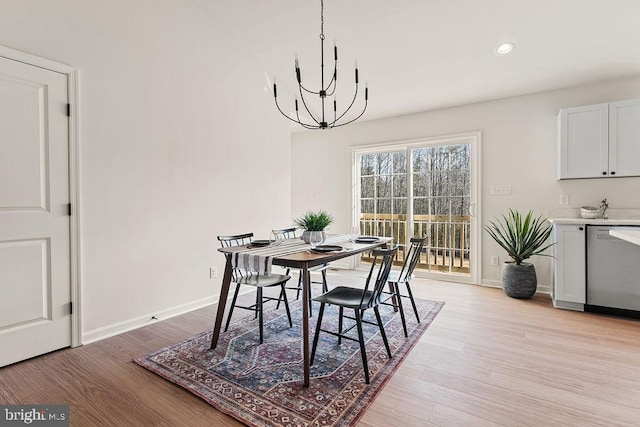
[66,103,71,117]
[70,301,73,315]
[67,203,72,216]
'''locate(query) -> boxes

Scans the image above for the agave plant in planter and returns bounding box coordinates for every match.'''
[484,209,554,299]
[294,210,334,243]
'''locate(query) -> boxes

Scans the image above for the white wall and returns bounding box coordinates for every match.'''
[0,0,292,340]
[291,75,640,289]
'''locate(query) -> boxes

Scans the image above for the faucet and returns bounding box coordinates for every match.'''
[600,198,609,219]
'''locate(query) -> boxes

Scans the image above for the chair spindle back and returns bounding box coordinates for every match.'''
[360,246,399,308]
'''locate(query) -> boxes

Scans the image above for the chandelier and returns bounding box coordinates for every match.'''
[272,0,368,130]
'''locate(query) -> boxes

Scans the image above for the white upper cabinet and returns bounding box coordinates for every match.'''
[558,99,640,179]
[609,99,640,177]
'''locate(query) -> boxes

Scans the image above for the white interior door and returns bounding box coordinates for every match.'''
[0,56,71,367]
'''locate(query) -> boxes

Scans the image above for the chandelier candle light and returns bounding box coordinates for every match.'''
[273,0,368,129]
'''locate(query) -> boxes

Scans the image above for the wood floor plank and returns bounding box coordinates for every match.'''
[1,270,640,426]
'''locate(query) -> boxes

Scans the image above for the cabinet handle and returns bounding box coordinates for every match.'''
[611,171,616,175]
[579,227,584,230]
[602,171,607,175]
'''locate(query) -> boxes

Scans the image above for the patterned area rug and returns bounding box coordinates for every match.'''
[135,293,444,426]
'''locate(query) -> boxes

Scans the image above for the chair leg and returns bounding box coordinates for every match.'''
[337,306,344,345]
[276,268,291,310]
[321,269,328,293]
[395,283,408,337]
[405,281,420,322]
[308,278,314,317]
[296,273,302,300]
[254,290,259,320]
[355,309,370,384]
[280,284,293,327]
[257,287,264,344]
[374,306,392,359]
[310,302,326,365]
[224,283,241,332]
[388,282,399,312]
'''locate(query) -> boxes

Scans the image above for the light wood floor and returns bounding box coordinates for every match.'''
[2,270,640,426]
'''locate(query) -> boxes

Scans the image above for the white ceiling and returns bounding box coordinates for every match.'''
[205,0,640,129]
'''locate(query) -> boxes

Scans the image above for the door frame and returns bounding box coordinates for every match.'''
[0,45,82,347]
[351,131,482,285]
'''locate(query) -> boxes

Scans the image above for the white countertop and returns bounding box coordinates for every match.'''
[609,228,640,246]
[548,218,640,225]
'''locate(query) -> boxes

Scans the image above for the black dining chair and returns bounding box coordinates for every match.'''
[310,246,398,384]
[218,232,293,344]
[381,236,426,337]
[272,227,329,315]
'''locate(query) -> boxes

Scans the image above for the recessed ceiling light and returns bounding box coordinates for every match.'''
[495,42,515,56]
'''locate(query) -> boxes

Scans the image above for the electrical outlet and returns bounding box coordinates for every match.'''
[560,194,569,205]
[209,267,218,279]
[490,185,512,195]
[491,256,500,266]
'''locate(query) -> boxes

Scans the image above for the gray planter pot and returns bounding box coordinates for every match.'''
[301,230,327,244]
[501,262,537,299]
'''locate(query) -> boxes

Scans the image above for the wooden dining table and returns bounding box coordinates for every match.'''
[209,237,389,387]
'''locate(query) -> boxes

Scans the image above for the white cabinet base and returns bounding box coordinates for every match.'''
[552,299,584,311]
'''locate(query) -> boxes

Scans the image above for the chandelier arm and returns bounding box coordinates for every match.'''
[331,99,368,128]
[332,83,359,124]
[274,97,317,128]
[298,86,321,125]
[325,69,337,95]
[324,59,337,93]
[295,108,321,129]
[299,82,321,95]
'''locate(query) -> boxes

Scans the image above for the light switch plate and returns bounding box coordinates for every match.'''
[490,185,512,195]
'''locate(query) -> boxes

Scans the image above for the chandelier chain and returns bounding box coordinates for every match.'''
[320,0,324,40]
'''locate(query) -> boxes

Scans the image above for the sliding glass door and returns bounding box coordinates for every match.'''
[354,134,479,283]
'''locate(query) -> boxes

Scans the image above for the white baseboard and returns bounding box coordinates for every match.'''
[82,295,217,345]
[481,279,550,295]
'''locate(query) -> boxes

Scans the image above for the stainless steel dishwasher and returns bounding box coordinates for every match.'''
[586,225,640,315]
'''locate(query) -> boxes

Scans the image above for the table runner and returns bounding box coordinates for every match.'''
[231,234,353,275]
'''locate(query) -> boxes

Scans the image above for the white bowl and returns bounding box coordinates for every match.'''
[581,206,600,219]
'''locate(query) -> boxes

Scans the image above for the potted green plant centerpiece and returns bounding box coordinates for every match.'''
[484,209,554,299]
[294,210,333,244]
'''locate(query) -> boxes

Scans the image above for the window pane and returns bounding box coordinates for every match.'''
[394,198,407,215]
[376,199,391,215]
[360,154,376,176]
[393,174,407,198]
[376,175,391,198]
[430,171,449,197]
[376,152,391,175]
[449,171,470,197]
[413,173,429,197]
[432,197,450,216]
[361,199,374,214]
[450,197,465,216]
[429,146,449,171]
[361,176,375,198]
[393,151,407,173]
[412,148,429,173]
[449,144,470,170]
[414,198,428,215]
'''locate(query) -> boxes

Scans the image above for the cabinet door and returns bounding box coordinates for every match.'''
[553,225,586,303]
[609,99,640,177]
[558,104,608,179]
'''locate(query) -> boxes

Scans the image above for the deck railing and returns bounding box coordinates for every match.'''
[359,213,471,274]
